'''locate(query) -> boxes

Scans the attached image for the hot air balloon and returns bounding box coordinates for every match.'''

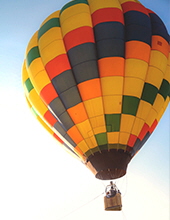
[22,0,170,211]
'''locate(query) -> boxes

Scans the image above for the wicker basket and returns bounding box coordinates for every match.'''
[104,193,122,211]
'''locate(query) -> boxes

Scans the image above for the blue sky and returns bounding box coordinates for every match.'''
[0,0,169,220]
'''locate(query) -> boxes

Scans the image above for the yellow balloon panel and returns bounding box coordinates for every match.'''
[77,140,92,154]
[107,132,119,144]
[123,77,144,98]
[119,132,131,146]
[103,95,122,114]
[125,59,148,80]
[28,89,47,117]
[39,28,63,51]
[136,100,151,121]
[145,66,164,89]
[61,12,92,36]
[101,77,123,96]
[149,50,168,73]
[145,108,157,127]
[22,61,29,85]
[33,70,51,93]
[88,0,122,14]
[28,58,44,79]
[76,120,97,141]
[131,117,145,137]
[153,94,166,114]
[156,98,169,122]
[120,114,135,133]
[84,97,104,118]
[60,3,90,25]
[40,40,66,65]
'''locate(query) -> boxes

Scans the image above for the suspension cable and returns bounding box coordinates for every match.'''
[56,192,104,220]
[122,175,128,197]
[121,209,127,220]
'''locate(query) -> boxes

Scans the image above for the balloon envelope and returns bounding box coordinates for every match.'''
[22,0,170,180]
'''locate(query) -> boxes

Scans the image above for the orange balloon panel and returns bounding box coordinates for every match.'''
[22,0,170,180]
